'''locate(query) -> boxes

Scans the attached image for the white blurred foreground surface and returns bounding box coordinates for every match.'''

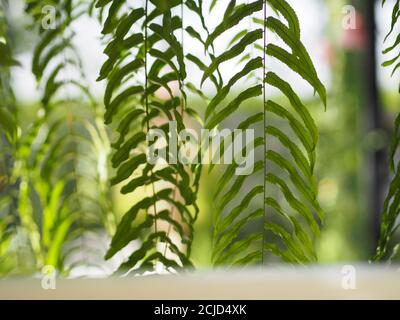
[1,266,399,300]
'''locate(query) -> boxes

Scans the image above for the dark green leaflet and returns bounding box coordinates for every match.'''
[201,29,263,86]
[381,0,400,90]
[206,85,263,129]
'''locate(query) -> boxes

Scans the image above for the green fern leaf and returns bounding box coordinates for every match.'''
[374,0,400,261]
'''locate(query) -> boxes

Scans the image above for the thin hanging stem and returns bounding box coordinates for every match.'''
[180,0,185,113]
[262,0,267,266]
[144,0,158,237]
[164,0,185,259]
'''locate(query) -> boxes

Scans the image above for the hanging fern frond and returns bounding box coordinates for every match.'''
[263,0,325,263]
[19,0,116,273]
[381,0,400,93]
[204,0,326,266]
[374,0,400,261]
[199,0,264,266]
[96,0,201,274]
[373,124,400,260]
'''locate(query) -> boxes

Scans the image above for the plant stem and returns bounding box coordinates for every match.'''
[262,0,267,267]
[144,0,158,238]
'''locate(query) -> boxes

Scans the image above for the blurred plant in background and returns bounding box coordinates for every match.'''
[1,0,118,276]
[0,0,20,275]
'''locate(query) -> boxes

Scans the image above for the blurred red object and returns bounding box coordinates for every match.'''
[341,11,367,51]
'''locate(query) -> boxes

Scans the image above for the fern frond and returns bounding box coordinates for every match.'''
[262,0,325,263]
[374,0,400,261]
[205,0,326,266]
[96,0,201,274]
[198,0,264,266]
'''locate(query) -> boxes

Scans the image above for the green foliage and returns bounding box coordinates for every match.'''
[93,0,327,271]
[381,0,400,93]
[13,0,116,272]
[374,0,400,261]
[1,0,400,274]
[96,0,202,274]
[190,0,326,266]
[0,0,20,275]
[3,0,399,272]
[263,0,326,263]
